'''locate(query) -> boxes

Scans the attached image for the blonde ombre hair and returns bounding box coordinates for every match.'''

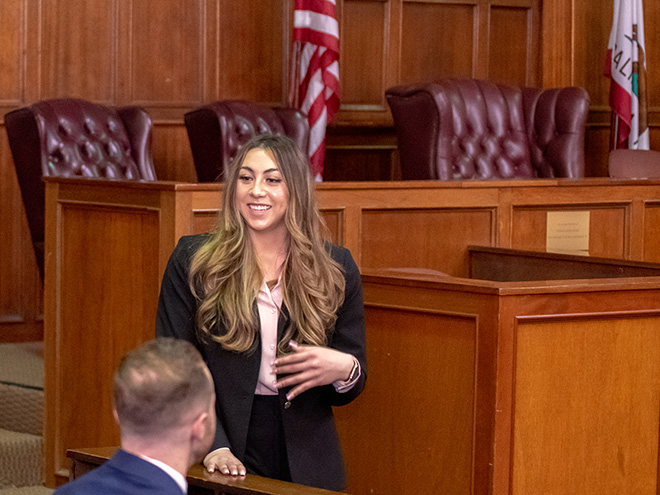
[189,135,345,353]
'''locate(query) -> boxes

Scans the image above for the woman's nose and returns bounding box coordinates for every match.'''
[250,178,265,196]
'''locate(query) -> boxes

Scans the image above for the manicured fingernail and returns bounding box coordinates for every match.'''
[286,393,292,401]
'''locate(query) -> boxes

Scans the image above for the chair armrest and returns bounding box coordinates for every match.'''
[523,86,589,178]
[117,106,156,181]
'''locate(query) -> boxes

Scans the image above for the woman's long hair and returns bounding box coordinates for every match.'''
[189,135,345,353]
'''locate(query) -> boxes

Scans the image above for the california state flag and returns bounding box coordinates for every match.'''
[605,0,649,150]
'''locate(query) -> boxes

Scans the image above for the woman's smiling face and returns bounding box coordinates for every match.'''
[236,148,289,238]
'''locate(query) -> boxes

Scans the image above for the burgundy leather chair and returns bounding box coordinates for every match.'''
[386,79,590,180]
[184,100,309,182]
[609,149,660,178]
[5,98,156,278]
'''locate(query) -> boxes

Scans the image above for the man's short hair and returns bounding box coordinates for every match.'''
[113,338,213,436]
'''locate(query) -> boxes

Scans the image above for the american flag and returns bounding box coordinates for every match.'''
[290,0,340,180]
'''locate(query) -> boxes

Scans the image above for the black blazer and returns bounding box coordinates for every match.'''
[155,234,367,491]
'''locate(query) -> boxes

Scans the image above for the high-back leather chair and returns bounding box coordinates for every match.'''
[609,149,660,178]
[5,98,156,278]
[184,100,309,182]
[386,79,590,180]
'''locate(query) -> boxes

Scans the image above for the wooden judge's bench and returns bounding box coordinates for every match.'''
[45,178,660,495]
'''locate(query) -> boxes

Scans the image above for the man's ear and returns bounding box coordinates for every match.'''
[191,411,209,441]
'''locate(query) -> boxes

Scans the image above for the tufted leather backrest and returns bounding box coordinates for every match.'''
[386,79,589,180]
[184,100,309,182]
[5,98,156,278]
[608,149,660,178]
[522,86,589,178]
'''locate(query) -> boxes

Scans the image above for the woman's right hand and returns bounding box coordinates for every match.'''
[204,448,247,476]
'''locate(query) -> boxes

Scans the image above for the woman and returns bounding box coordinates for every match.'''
[155,134,366,491]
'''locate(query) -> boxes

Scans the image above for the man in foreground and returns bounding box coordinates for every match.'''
[55,338,216,494]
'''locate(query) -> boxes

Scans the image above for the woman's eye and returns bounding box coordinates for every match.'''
[267,177,283,184]
[238,175,252,182]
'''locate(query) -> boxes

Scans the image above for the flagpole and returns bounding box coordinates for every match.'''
[610,113,620,151]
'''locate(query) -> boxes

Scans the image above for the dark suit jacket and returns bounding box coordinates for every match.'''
[156,234,367,491]
[53,449,184,495]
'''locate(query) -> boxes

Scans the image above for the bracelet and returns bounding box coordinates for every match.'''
[346,357,359,382]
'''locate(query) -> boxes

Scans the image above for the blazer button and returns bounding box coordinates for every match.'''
[284,401,291,409]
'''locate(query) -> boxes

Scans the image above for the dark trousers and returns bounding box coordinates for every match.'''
[245,394,291,482]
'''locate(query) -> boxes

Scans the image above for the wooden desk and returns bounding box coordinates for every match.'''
[338,254,660,495]
[44,178,660,492]
[66,447,345,495]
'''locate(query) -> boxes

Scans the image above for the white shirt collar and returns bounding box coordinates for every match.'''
[138,454,188,493]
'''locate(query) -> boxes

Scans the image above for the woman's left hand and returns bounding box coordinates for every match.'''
[273,341,355,400]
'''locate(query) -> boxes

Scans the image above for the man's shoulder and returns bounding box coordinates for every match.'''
[54,451,182,495]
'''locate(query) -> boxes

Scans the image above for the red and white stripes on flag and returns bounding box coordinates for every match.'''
[605,0,649,150]
[290,0,340,181]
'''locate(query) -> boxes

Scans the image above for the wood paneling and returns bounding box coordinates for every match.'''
[0,0,23,104]
[340,1,387,106]
[217,0,286,102]
[561,0,660,176]
[361,208,495,273]
[488,6,535,86]
[43,178,660,490]
[512,316,660,494]
[0,127,43,341]
[129,0,205,104]
[40,0,116,101]
[643,203,660,263]
[339,306,477,495]
[510,206,627,258]
[400,3,475,83]
[345,267,660,495]
[4,0,660,339]
[151,125,198,182]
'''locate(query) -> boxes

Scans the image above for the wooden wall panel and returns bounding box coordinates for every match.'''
[40,0,116,101]
[340,1,387,106]
[151,125,198,182]
[643,203,660,263]
[7,0,660,341]
[510,206,627,259]
[488,6,535,87]
[0,0,23,104]
[48,203,160,480]
[128,0,205,105]
[0,0,43,341]
[360,208,496,275]
[400,3,475,84]
[558,0,660,177]
[512,316,660,494]
[337,306,477,495]
[217,0,286,103]
[0,127,43,341]
[337,0,397,125]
